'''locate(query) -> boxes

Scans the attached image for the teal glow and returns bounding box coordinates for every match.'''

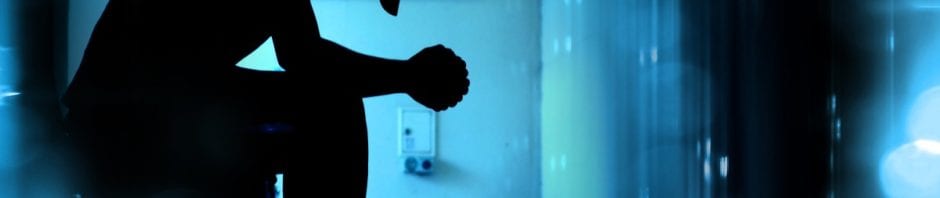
[542,0,688,197]
[274,173,284,198]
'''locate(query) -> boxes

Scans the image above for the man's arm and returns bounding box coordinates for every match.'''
[269,1,468,111]
[312,39,417,97]
[269,1,414,98]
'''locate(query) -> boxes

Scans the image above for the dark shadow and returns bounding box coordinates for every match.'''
[63,1,468,197]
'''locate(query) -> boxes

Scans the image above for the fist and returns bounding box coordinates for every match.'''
[407,44,470,111]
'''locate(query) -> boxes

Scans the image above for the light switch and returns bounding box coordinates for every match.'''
[399,108,435,156]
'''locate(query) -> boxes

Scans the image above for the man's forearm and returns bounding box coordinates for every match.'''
[267,1,412,98]
[317,39,416,97]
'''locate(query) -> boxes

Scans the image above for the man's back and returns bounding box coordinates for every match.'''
[64,1,276,107]
[65,1,370,196]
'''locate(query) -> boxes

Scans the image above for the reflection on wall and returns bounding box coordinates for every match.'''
[541,0,708,197]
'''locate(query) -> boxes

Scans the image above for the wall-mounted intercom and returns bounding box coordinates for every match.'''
[398,107,435,175]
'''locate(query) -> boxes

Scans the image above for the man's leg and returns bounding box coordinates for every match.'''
[228,67,370,197]
[66,105,170,197]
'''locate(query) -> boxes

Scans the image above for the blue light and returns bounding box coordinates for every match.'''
[0,85,17,106]
[885,3,940,195]
[881,87,940,197]
[910,0,940,9]
[889,31,895,52]
[907,87,940,141]
[274,173,284,198]
[880,140,940,198]
[719,156,729,179]
[914,139,940,154]
[0,0,16,196]
[0,91,18,97]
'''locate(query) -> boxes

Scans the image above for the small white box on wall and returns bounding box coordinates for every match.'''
[398,107,436,156]
[398,107,436,175]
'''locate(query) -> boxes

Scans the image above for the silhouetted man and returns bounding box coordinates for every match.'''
[64,0,468,197]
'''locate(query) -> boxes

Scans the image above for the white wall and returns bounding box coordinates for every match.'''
[311,1,541,197]
[67,1,542,197]
[541,0,699,197]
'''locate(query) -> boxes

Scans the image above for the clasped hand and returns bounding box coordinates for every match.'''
[406,44,470,111]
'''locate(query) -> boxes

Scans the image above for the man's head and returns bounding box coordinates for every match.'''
[380,0,400,16]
